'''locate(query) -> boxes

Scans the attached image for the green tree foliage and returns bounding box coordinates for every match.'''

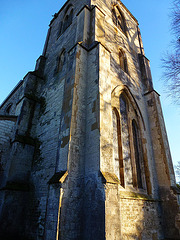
[162,0,180,104]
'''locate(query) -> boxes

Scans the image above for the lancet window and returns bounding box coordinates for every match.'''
[5,103,12,115]
[112,6,126,34]
[112,108,124,187]
[112,90,147,191]
[54,49,66,75]
[57,50,65,72]
[132,119,143,189]
[119,49,128,73]
[58,5,73,37]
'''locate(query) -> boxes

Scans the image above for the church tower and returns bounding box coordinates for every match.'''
[0,0,180,239]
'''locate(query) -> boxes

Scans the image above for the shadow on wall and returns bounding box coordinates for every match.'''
[44,174,106,240]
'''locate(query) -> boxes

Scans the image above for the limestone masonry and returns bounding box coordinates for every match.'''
[0,0,180,239]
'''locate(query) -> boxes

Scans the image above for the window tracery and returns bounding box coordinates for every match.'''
[58,5,73,37]
[112,6,126,34]
[112,89,148,191]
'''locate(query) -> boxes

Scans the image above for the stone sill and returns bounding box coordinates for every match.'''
[119,191,158,202]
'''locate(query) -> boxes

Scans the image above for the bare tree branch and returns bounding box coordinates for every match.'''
[162,0,180,104]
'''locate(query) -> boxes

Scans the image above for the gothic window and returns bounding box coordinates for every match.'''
[119,94,132,186]
[112,108,124,187]
[58,5,73,37]
[69,9,73,25]
[5,103,12,115]
[62,15,69,32]
[54,50,66,75]
[132,119,143,189]
[120,95,128,134]
[119,49,128,73]
[112,6,126,34]
[58,50,65,72]
[112,88,149,191]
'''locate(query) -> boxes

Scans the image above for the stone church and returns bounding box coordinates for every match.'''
[0,0,180,239]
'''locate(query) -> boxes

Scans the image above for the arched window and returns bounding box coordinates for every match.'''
[112,108,124,187]
[119,94,133,186]
[58,50,65,72]
[54,50,66,75]
[69,9,73,24]
[112,6,126,34]
[132,119,143,189]
[58,5,73,37]
[5,103,12,115]
[62,15,69,32]
[112,87,150,192]
[119,49,128,73]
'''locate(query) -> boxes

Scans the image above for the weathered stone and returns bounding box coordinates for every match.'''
[0,0,179,239]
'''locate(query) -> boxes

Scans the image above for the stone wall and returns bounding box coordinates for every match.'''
[0,0,179,239]
[0,118,16,145]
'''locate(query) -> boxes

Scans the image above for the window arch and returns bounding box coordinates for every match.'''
[132,119,143,189]
[111,86,151,192]
[54,50,66,75]
[119,94,133,186]
[69,9,73,25]
[5,103,12,115]
[58,5,73,37]
[112,108,124,187]
[119,49,128,73]
[112,6,126,34]
[58,50,65,72]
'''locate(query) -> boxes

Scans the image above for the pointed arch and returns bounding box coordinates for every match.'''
[58,4,74,37]
[4,103,13,115]
[54,49,66,75]
[112,5,127,35]
[58,49,66,72]
[112,85,145,130]
[119,48,128,73]
[111,85,152,193]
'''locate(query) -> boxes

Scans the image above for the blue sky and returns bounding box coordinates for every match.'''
[0,0,179,178]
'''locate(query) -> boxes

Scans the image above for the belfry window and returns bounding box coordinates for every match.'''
[58,5,73,37]
[112,6,126,34]
[119,49,128,73]
[5,103,12,115]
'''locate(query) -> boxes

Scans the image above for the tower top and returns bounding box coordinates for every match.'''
[49,0,138,26]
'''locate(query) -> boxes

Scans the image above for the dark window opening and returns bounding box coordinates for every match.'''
[58,6,73,37]
[119,49,128,73]
[54,50,66,75]
[113,108,124,187]
[132,119,143,189]
[5,104,12,115]
[57,50,65,72]
[120,94,133,186]
[112,6,126,34]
